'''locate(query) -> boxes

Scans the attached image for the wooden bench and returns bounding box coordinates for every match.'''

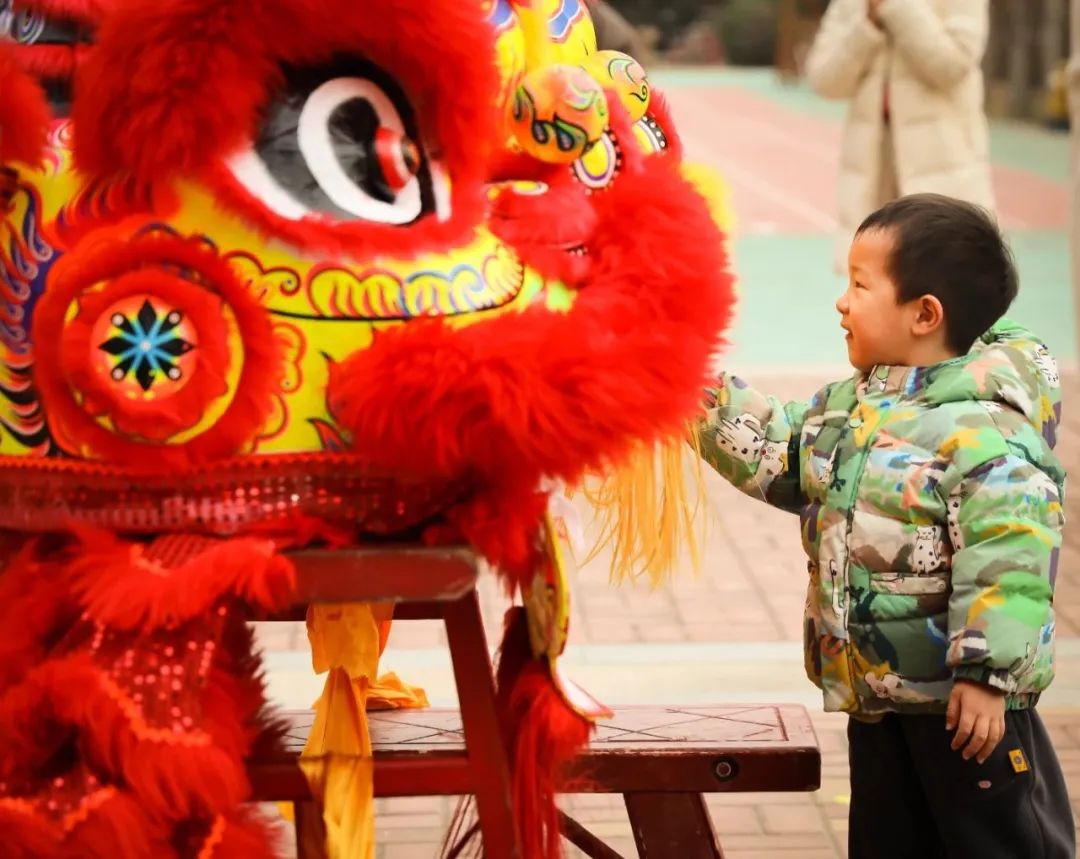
[250,703,821,858]
[260,547,822,857]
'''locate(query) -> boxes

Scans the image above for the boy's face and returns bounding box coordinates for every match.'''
[836,228,922,373]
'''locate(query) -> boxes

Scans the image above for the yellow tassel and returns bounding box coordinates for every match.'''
[578,427,707,587]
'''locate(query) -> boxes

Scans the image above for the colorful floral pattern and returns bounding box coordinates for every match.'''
[96,298,195,392]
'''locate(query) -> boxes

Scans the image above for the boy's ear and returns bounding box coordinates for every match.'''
[912,294,946,337]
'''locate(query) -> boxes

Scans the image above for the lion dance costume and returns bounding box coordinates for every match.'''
[0,0,735,856]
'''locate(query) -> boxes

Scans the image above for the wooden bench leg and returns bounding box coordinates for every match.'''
[624,793,724,859]
[294,800,330,859]
[443,591,521,859]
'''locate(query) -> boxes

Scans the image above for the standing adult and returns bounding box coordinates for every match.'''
[804,0,994,271]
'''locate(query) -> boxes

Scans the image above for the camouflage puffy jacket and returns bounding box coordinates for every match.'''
[698,320,1065,715]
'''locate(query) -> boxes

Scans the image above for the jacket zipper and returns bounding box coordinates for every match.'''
[836,392,889,703]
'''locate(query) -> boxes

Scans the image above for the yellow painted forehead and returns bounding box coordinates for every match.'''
[488,0,597,96]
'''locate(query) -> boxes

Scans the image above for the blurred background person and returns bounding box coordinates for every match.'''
[804,0,994,272]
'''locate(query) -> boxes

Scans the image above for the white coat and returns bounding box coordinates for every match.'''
[804,0,995,270]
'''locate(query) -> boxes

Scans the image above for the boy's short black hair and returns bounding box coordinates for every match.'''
[855,193,1018,354]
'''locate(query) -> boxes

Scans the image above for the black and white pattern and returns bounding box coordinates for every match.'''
[0,0,46,45]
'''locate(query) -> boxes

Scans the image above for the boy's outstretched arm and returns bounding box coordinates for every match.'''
[695,374,813,514]
[944,452,1063,758]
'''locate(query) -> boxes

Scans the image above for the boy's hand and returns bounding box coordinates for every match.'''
[946,679,1006,764]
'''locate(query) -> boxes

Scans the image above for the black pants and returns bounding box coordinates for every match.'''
[848,710,1075,859]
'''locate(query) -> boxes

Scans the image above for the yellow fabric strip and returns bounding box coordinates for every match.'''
[299,603,429,859]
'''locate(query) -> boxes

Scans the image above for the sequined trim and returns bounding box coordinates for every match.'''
[98,673,212,748]
[0,796,36,816]
[0,453,467,534]
[61,786,117,833]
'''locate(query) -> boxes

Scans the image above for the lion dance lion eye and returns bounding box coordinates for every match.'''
[225,58,438,226]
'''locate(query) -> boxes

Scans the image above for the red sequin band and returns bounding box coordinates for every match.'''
[0,453,467,534]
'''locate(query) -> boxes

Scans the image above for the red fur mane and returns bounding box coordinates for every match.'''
[0,45,50,166]
[330,123,735,572]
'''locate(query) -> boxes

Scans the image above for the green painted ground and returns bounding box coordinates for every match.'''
[722,231,1075,373]
[651,67,1076,372]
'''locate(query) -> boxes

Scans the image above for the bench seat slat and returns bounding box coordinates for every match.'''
[288,547,480,605]
[251,705,821,800]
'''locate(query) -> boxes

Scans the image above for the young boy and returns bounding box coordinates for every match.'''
[698,194,1075,858]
